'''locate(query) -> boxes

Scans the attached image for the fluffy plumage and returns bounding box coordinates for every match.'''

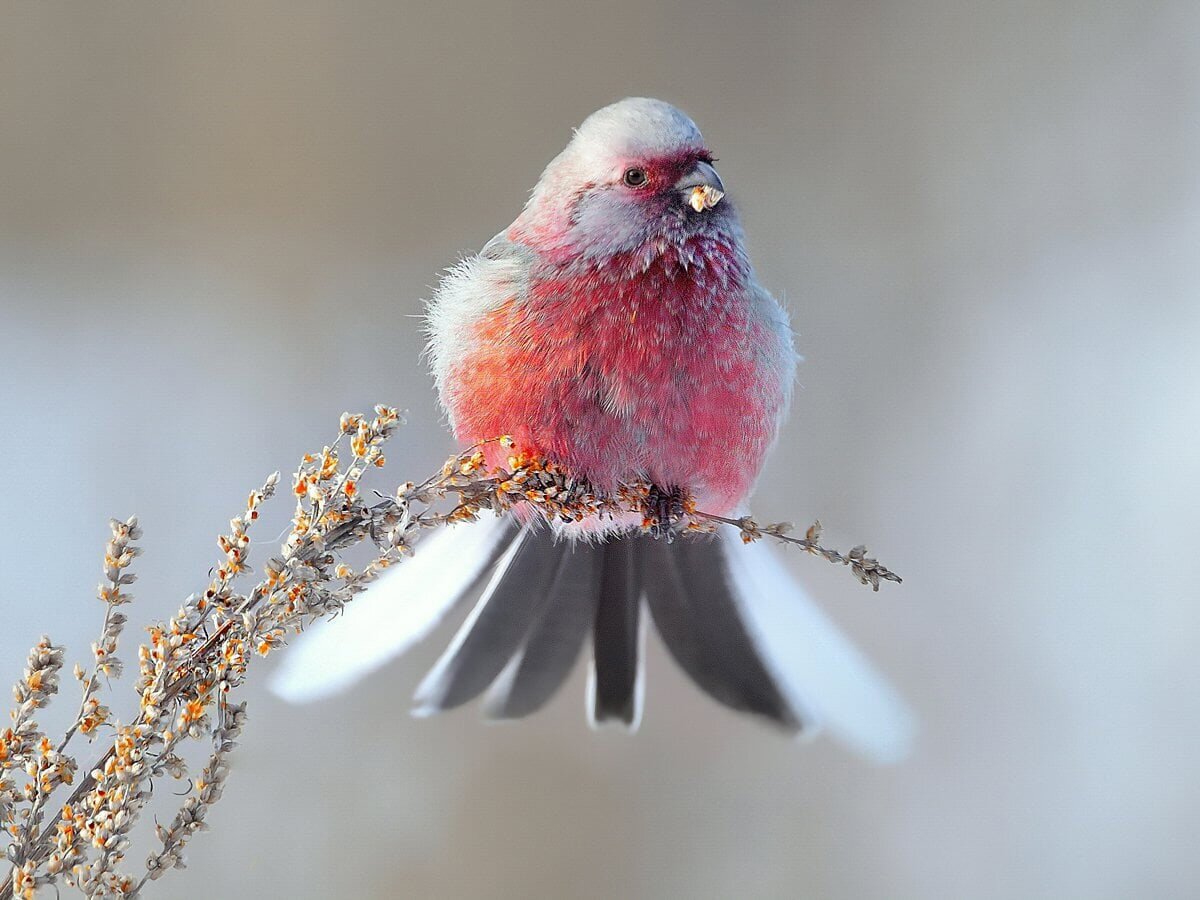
[428,97,793,518]
[272,98,913,760]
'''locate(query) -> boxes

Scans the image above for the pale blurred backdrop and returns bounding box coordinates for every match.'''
[3,3,1199,898]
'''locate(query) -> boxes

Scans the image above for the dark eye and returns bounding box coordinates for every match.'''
[622,167,648,187]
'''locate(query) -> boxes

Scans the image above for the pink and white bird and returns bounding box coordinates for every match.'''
[271,98,913,761]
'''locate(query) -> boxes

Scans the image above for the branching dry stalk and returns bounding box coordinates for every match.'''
[0,406,899,899]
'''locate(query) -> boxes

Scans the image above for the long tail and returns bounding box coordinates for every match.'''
[269,516,914,762]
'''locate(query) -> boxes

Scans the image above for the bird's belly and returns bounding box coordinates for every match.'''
[447,282,784,515]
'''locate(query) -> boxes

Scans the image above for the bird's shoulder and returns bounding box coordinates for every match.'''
[425,229,541,394]
[430,232,536,317]
[479,230,539,266]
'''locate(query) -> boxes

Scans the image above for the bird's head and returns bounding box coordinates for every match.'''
[516,98,739,260]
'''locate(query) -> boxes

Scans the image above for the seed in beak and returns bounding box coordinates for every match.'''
[688,184,725,212]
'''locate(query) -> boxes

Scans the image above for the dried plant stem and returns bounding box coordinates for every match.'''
[1,410,899,899]
[690,512,902,591]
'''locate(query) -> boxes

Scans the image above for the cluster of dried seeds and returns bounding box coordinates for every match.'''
[1,406,898,899]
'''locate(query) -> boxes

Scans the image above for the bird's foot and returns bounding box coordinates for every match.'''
[646,485,685,542]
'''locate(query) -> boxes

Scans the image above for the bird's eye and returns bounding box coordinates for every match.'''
[622,167,648,188]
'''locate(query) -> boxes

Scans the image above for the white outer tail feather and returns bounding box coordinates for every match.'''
[267,515,513,703]
[722,530,916,763]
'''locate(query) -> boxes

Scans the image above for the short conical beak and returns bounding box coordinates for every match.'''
[675,161,725,212]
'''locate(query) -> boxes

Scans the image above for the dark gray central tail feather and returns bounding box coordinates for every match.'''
[591,538,642,725]
[414,522,805,731]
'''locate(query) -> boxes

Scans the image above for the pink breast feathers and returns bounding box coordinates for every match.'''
[445,243,787,517]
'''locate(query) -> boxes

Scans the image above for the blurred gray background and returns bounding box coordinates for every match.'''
[3,2,1199,898]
